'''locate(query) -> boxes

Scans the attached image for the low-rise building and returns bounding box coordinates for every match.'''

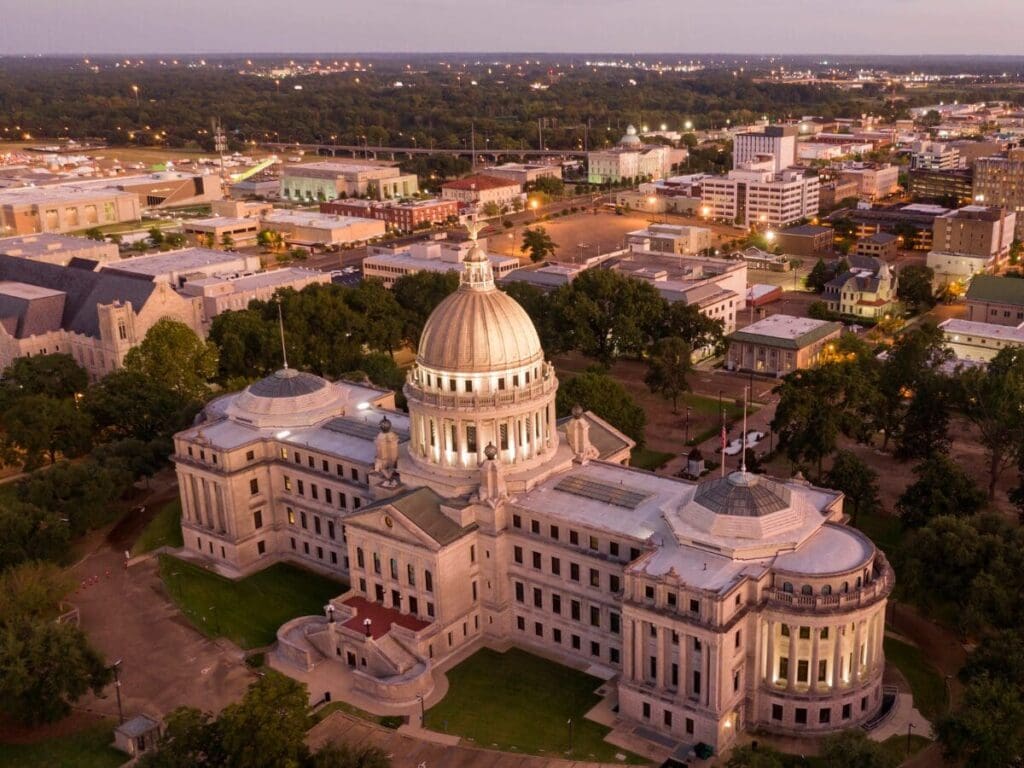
[181,267,330,325]
[774,224,832,257]
[73,171,224,210]
[483,163,563,186]
[0,233,118,265]
[736,247,791,272]
[626,224,712,255]
[823,255,898,320]
[854,232,898,261]
[100,248,261,288]
[827,204,950,251]
[0,186,140,235]
[181,217,260,248]
[0,254,203,379]
[726,315,842,376]
[280,161,418,203]
[320,198,459,233]
[260,210,386,248]
[363,240,519,288]
[909,141,961,170]
[440,175,523,212]
[964,275,1024,326]
[818,179,859,209]
[836,164,900,200]
[938,318,1024,363]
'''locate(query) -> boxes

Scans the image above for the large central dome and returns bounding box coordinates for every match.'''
[417,288,543,373]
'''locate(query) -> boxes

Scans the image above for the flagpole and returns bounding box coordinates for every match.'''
[740,385,748,474]
[720,402,726,478]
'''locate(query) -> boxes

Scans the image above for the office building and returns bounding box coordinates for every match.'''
[854,233,898,261]
[260,210,386,248]
[626,224,712,256]
[587,126,677,184]
[483,163,563,186]
[0,233,118,266]
[182,217,261,248]
[774,225,832,257]
[100,248,262,288]
[363,239,519,288]
[908,168,974,206]
[929,205,1017,276]
[733,126,798,172]
[321,198,459,233]
[909,141,961,171]
[702,166,819,228]
[973,149,1024,240]
[440,175,524,211]
[0,186,140,236]
[280,161,419,203]
[181,268,330,325]
[938,318,1024,363]
[835,164,900,201]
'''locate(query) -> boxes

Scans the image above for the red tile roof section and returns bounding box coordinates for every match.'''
[340,595,431,639]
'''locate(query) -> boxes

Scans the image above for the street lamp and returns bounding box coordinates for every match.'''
[567,718,574,755]
[131,84,140,107]
[110,659,124,724]
[906,722,916,756]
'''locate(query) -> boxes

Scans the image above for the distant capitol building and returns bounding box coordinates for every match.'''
[172,225,892,753]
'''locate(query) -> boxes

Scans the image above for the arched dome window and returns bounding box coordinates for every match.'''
[821,585,832,596]
[800,585,813,596]
[782,582,793,593]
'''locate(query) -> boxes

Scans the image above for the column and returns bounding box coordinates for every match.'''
[703,640,712,706]
[660,626,672,689]
[707,644,717,709]
[633,620,645,683]
[786,624,797,692]
[679,632,689,697]
[809,628,820,693]
[765,620,775,685]
[852,621,863,682]
[832,624,843,688]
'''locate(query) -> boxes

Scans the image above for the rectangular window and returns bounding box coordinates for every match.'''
[389,558,398,580]
[572,634,581,650]
[253,510,263,529]
[284,476,292,492]
[693,671,701,696]
[472,581,478,601]
[257,540,266,555]
[663,710,672,728]
[552,593,561,614]
[610,612,620,635]
[427,602,435,617]
[686,718,694,735]
[533,588,542,608]
[470,545,476,563]
[425,571,433,592]
[532,551,542,569]
[297,480,305,496]
[514,546,523,564]
[311,484,318,501]
[409,596,418,614]
[609,574,620,593]
[314,516,321,535]
[535,622,543,637]
[327,521,335,540]
[516,616,525,631]
[609,541,619,557]
[795,708,807,725]
[373,553,381,575]
[531,519,540,534]
[842,703,852,720]
[589,568,600,588]
[589,535,598,551]
[571,600,581,621]
[407,564,416,586]
[590,606,600,627]
[590,641,600,657]
[551,557,560,576]
[689,599,700,614]
[550,525,559,540]
[300,511,308,529]
[772,704,783,721]
[515,582,524,603]
[246,449,255,461]
[819,708,831,724]
[356,548,364,568]
[513,514,522,529]
[667,593,677,608]
[325,488,333,505]
[553,628,562,643]
[642,702,651,720]
[569,530,579,545]
[570,563,580,582]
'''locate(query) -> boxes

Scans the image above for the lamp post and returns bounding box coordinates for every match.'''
[418,694,426,728]
[567,718,574,755]
[363,618,372,637]
[131,84,139,107]
[684,406,691,445]
[906,722,915,756]
[111,659,124,724]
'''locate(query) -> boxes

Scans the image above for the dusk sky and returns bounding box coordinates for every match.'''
[1,0,1020,56]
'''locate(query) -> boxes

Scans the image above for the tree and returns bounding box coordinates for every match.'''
[312,742,391,768]
[960,347,1024,499]
[896,453,986,529]
[520,227,557,263]
[148,226,165,247]
[0,353,88,404]
[220,232,234,250]
[555,269,666,366]
[18,459,130,535]
[805,258,831,292]
[138,707,225,768]
[896,264,936,311]
[937,676,1024,768]
[124,318,219,402]
[807,300,836,321]
[824,451,879,524]
[1,394,93,469]
[164,232,186,249]
[556,370,646,445]
[0,498,70,570]
[821,729,896,768]
[962,630,1024,689]
[481,201,501,218]
[0,562,73,624]
[894,373,953,460]
[217,672,311,768]
[530,176,565,197]
[725,745,785,768]
[257,229,285,252]
[345,279,403,356]
[392,270,459,349]
[644,336,692,411]
[503,280,567,355]
[209,309,281,382]
[83,227,105,241]
[664,302,724,356]
[83,369,193,443]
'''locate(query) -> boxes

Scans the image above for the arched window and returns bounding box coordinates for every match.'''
[841,581,849,593]
[782,582,793,593]
[821,585,832,596]
[800,585,813,596]
[855,576,862,589]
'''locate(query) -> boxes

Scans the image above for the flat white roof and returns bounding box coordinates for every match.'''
[939,318,1024,343]
[187,267,325,291]
[736,314,837,341]
[0,233,106,256]
[104,248,251,276]
[263,210,377,228]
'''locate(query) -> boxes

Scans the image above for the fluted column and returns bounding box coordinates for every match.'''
[809,628,820,692]
[707,643,717,709]
[786,624,797,691]
[660,626,672,689]
[853,621,863,682]
[832,625,844,688]
[765,620,775,685]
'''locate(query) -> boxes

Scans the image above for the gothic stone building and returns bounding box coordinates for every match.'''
[172,231,892,752]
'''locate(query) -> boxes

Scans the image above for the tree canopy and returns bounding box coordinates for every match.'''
[124,318,219,402]
[556,369,645,445]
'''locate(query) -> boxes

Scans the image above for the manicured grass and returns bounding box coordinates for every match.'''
[134,499,184,554]
[630,447,674,471]
[880,733,931,764]
[682,391,749,419]
[427,647,646,763]
[0,721,125,768]
[158,555,345,649]
[884,636,948,721]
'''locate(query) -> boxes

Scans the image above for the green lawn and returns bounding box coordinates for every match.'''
[158,555,345,649]
[0,721,125,768]
[630,447,674,471]
[884,636,948,721]
[313,701,403,729]
[134,499,184,554]
[880,733,932,764]
[427,647,647,763]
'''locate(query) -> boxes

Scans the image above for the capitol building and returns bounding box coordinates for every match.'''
[172,228,893,752]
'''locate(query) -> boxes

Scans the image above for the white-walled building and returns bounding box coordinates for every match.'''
[587,126,677,184]
[733,126,798,172]
[703,166,819,228]
[627,224,712,255]
[180,267,330,325]
[0,233,118,266]
[440,175,524,212]
[363,239,519,288]
[172,228,891,753]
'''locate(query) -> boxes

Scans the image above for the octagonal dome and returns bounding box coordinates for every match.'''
[416,284,544,375]
[226,368,350,428]
[693,471,791,518]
